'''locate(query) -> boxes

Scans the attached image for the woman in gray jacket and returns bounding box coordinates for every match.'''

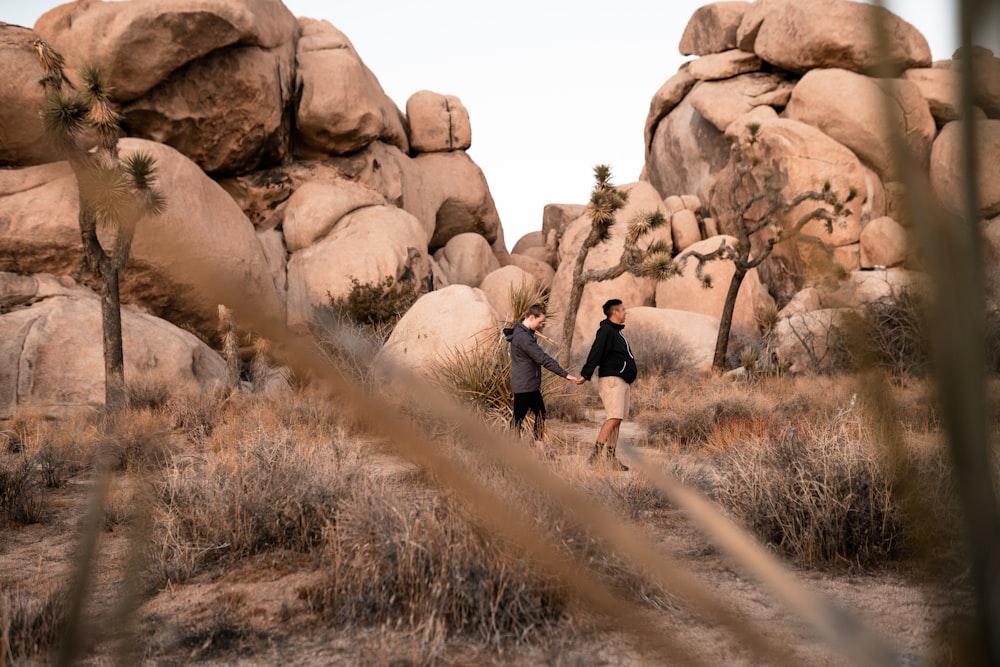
[503,304,584,441]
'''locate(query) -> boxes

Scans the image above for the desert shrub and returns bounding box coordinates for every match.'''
[310,301,392,391]
[838,290,932,378]
[711,405,917,567]
[643,390,770,450]
[433,329,513,418]
[126,374,176,411]
[172,593,265,660]
[162,385,228,442]
[300,483,567,647]
[622,326,694,376]
[0,454,46,525]
[328,275,419,336]
[0,587,68,660]
[147,410,356,585]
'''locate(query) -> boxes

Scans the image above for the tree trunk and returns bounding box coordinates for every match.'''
[100,259,127,412]
[560,231,597,367]
[80,209,127,413]
[712,268,747,372]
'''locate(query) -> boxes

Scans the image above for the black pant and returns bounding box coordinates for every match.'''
[512,391,546,440]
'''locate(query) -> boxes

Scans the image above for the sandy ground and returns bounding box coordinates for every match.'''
[0,417,969,666]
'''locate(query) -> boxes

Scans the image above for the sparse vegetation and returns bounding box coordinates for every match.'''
[328,275,420,337]
[0,365,975,663]
[837,288,932,378]
[0,586,68,661]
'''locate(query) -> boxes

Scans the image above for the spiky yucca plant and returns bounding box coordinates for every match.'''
[559,166,677,365]
[33,40,166,413]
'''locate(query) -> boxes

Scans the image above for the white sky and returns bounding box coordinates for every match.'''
[6,1,989,250]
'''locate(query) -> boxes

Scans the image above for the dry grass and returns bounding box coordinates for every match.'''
[0,357,976,664]
[0,586,68,662]
[630,373,964,569]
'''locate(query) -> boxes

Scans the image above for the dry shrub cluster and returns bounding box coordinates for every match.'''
[712,406,905,566]
[146,392,355,586]
[299,482,568,647]
[0,587,68,661]
[631,373,961,569]
[128,388,584,649]
[0,336,978,661]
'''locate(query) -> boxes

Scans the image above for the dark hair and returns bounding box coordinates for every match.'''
[602,299,623,317]
[525,303,547,319]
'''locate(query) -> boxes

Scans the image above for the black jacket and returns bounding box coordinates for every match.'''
[581,319,637,384]
[503,321,569,393]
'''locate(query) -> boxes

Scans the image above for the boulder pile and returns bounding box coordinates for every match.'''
[0,0,996,416]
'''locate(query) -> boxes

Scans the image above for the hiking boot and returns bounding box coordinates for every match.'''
[606,446,629,472]
[587,442,605,465]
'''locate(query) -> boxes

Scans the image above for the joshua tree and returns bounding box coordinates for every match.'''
[559,165,676,365]
[34,39,166,413]
[679,124,856,372]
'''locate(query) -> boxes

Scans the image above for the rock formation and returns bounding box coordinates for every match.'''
[1,0,998,418]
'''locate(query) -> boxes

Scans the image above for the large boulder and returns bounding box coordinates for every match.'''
[294,18,408,156]
[620,306,720,374]
[511,231,544,256]
[219,140,501,252]
[413,151,502,250]
[824,268,932,309]
[286,205,432,327]
[743,0,931,75]
[0,24,61,166]
[709,118,885,304]
[679,2,752,56]
[0,273,227,420]
[548,182,665,355]
[506,253,556,288]
[542,203,588,264]
[282,179,386,252]
[688,73,793,133]
[433,233,500,288]
[774,308,852,374]
[222,141,415,233]
[687,50,763,81]
[478,265,537,318]
[903,67,961,125]
[645,94,731,206]
[657,235,775,342]
[34,0,297,102]
[0,138,285,344]
[121,42,295,174]
[644,67,699,159]
[406,90,472,153]
[961,50,1000,118]
[930,119,1000,219]
[783,69,936,181]
[377,284,499,376]
[860,216,909,269]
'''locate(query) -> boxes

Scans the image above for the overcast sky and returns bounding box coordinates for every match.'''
[6,2,992,251]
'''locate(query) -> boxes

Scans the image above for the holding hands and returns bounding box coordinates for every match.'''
[566,374,587,385]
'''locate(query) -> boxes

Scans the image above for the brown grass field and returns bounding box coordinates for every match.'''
[0,368,982,665]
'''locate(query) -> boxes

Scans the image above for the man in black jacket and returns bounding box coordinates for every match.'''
[504,304,584,442]
[580,298,636,471]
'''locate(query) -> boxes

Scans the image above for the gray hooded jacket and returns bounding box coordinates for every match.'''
[503,321,569,393]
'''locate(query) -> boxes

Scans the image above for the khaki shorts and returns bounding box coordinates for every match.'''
[598,376,631,420]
